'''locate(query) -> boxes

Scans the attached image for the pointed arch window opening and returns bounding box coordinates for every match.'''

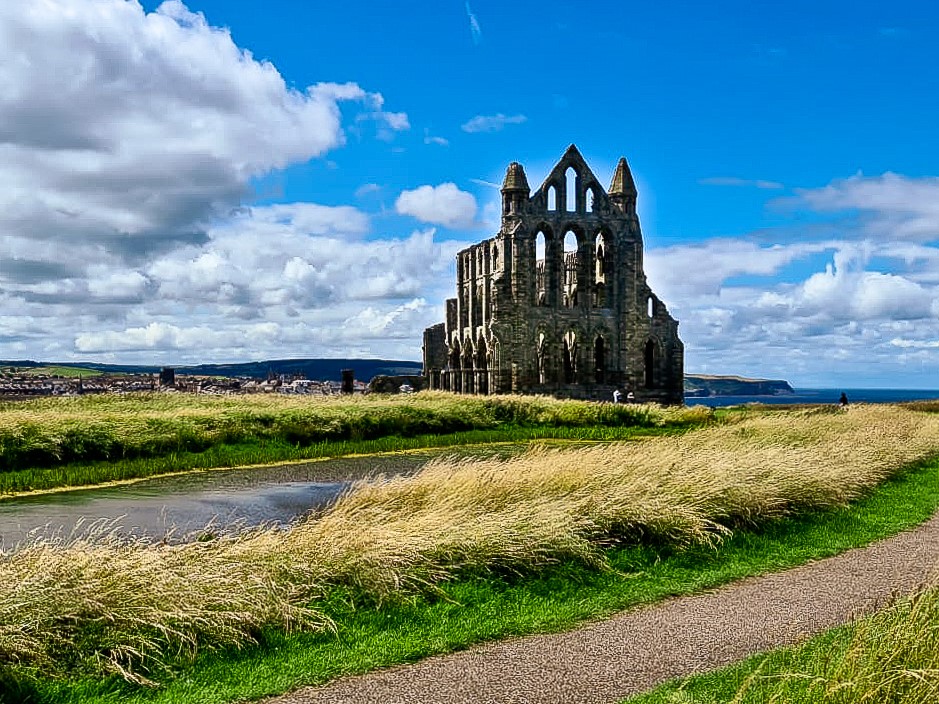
[450,340,462,393]
[561,230,580,308]
[476,336,489,395]
[547,185,557,211]
[562,331,577,384]
[644,339,656,389]
[463,343,475,394]
[594,233,608,307]
[585,188,595,213]
[565,167,577,212]
[536,332,547,385]
[563,230,579,308]
[594,335,605,384]
[535,231,547,306]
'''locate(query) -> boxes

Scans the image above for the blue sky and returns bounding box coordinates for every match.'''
[1,1,939,387]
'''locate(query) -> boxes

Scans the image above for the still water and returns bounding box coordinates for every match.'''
[0,452,440,549]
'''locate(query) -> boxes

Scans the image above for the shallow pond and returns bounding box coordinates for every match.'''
[0,450,472,548]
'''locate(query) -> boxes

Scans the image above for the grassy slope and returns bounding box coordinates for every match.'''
[0,392,705,489]
[0,425,670,497]
[2,366,104,378]
[30,452,939,704]
[626,578,939,703]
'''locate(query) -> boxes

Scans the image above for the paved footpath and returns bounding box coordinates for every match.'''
[268,513,939,704]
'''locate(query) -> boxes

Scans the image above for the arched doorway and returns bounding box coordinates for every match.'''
[476,336,489,395]
[594,335,605,384]
[537,332,547,385]
[562,331,577,384]
[644,339,656,389]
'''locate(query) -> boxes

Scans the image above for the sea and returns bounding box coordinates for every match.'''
[684,388,939,408]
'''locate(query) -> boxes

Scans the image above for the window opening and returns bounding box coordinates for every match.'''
[644,339,655,389]
[594,336,605,384]
[565,167,577,212]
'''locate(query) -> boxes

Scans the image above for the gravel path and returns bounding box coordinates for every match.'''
[268,514,939,704]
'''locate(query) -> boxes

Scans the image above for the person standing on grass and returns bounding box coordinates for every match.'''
[613,389,622,404]
[839,392,849,409]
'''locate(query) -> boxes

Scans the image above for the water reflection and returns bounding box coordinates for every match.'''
[0,452,438,548]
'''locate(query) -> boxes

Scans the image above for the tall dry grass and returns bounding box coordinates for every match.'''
[0,392,705,472]
[1,404,937,683]
[729,575,939,703]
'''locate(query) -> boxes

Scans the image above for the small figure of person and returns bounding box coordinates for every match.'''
[613,388,622,404]
[626,391,635,403]
[839,392,849,409]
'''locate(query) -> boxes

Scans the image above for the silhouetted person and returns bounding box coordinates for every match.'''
[839,392,849,409]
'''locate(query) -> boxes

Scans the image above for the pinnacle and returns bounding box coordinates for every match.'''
[609,157,637,196]
[501,161,530,192]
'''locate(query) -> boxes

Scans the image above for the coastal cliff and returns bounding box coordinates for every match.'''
[684,374,794,397]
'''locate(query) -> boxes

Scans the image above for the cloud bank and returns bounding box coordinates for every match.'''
[646,174,939,386]
[0,1,441,363]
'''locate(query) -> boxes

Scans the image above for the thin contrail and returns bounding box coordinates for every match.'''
[465,1,482,44]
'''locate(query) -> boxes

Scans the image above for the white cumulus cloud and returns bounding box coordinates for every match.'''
[793,173,939,242]
[0,0,401,271]
[395,183,478,229]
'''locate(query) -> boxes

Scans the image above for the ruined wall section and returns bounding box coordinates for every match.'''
[422,323,447,390]
[424,146,684,404]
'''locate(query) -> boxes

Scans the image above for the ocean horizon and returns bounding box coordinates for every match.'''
[684,388,939,408]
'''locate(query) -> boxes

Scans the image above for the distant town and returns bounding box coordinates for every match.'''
[0,359,794,401]
[0,365,367,398]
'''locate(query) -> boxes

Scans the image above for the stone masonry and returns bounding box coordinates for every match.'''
[422,145,683,404]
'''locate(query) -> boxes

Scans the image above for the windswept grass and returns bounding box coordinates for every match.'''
[628,575,939,704]
[0,392,707,475]
[1,405,937,687]
[0,424,670,497]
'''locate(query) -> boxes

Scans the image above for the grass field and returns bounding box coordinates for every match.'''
[627,577,939,704]
[0,392,708,494]
[1,366,103,378]
[0,425,666,497]
[0,392,705,469]
[2,403,938,698]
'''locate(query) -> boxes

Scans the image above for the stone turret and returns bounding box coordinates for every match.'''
[608,157,637,217]
[501,161,530,216]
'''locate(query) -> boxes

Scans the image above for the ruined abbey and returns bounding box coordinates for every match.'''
[422,145,683,404]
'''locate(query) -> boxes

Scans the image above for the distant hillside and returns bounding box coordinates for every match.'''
[1,360,159,375]
[684,374,794,397]
[0,358,423,382]
[0,364,103,378]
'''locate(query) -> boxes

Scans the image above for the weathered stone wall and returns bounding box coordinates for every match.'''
[424,145,684,404]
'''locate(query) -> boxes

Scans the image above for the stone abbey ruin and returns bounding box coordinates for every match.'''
[422,145,683,404]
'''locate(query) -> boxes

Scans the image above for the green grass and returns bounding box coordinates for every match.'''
[0,365,104,378]
[0,392,709,487]
[0,424,668,496]
[23,453,939,704]
[623,581,939,703]
[621,627,855,704]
